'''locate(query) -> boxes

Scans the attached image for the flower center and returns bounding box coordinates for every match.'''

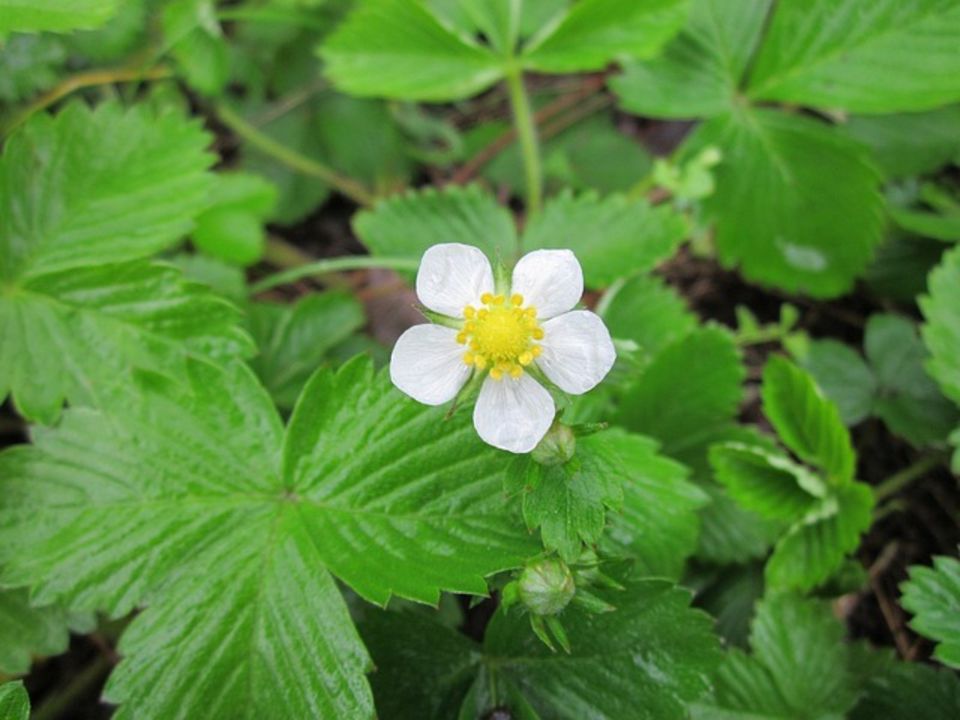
[458,293,544,380]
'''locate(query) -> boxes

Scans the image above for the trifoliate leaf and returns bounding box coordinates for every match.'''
[689,107,884,297]
[613,0,772,118]
[521,0,688,73]
[0,262,253,423]
[850,648,960,719]
[694,595,858,719]
[0,682,29,720]
[0,357,535,717]
[507,432,624,562]
[320,0,502,101]
[864,313,959,447]
[842,106,960,179]
[601,274,697,365]
[0,589,77,674]
[801,339,877,426]
[765,482,874,592]
[354,184,518,266]
[598,431,708,579]
[0,0,120,33]
[710,443,823,522]
[616,326,744,470]
[901,555,960,669]
[0,102,215,282]
[761,355,856,485]
[364,578,721,719]
[247,292,365,409]
[520,191,687,287]
[748,0,960,114]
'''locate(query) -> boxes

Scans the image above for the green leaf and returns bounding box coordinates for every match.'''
[354,184,518,266]
[801,315,959,447]
[901,555,960,668]
[601,274,697,364]
[710,443,823,522]
[697,484,783,565]
[922,246,960,467]
[0,0,120,33]
[359,607,480,720]
[164,0,230,96]
[190,173,276,266]
[689,107,884,297]
[865,233,946,305]
[748,0,960,113]
[0,589,81,674]
[0,682,29,720]
[0,357,535,717]
[362,578,720,720]
[0,102,215,283]
[761,355,856,484]
[865,313,959,447]
[693,562,765,650]
[598,431,708,579]
[922,246,960,406]
[695,595,858,719]
[850,648,960,720]
[508,433,624,562]
[613,0,772,118]
[842,106,960,179]
[0,261,253,423]
[521,0,689,73]
[320,0,503,101]
[801,339,876,426]
[616,326,744,468]
[247,292,365,409]
[0,34,67,102]
[521,191,687,287]
[484,578,720,719]
[765,482,874,592]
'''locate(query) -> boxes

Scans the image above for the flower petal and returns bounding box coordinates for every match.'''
[473,374,555,453]
[537,310,616,395]
[416,243,494,317]
[511,249,583,320]
[390,324,471,405]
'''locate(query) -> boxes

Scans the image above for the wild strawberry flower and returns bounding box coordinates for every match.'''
[390,243,616,453]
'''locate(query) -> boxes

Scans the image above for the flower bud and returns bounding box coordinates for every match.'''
[518,558,575,616]
[531,423,576,466]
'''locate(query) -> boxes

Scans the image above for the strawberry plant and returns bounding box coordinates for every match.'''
[0,1,958,718]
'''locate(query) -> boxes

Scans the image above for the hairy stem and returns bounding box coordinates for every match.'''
[251,256,420,294]
[504,66,543,216]
[3,65,174,136]
[874,452,947,503]
[214,103,375,207]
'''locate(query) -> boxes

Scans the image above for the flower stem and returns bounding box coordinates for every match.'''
[505,65,543,217]
[250,256,420,294]
[874,452,947,503]
[214,103,375,207]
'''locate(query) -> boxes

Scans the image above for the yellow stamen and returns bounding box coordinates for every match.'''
[459,290,544,379]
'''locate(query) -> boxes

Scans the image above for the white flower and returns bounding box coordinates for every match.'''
[390,243,616,453]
